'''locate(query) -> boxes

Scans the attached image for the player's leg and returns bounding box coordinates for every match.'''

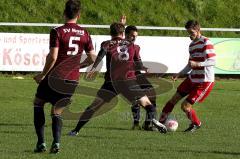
[137,96,167,133]
[142,83,157,130]
[182,82,214,132]
[159,77,192,123]
[50,97,72,153]
[139,96,159,125]
[69,81,117,135]
[138,96,156,123]
[132,74,155,130]
[142,94,157,131]
[115,79,157,124]
[33,77,51,152]
[181,100,201,132]
[69,97,106,134]
[126,82,167,133]
[131,104,141,130]
[115,79,166,133]
[33,97,47,153]
[117,77,156,130]
[159,92,183,123]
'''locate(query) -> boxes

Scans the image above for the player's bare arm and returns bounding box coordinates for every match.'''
[79,50,96,69]
[86,47,107,79]
[134,58,149,73]
[189,60,201,68]
[199,58,216,67]
[172,64,191,81]
[34,47,59,84]
[189,55,216,69]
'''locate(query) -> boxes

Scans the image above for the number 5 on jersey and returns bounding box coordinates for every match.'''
[67,36,80,56]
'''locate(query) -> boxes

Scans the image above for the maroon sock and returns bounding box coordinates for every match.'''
[159,101,175,123]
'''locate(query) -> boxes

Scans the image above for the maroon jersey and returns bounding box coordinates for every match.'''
[133,44,143,75]
[134,44,141,60]
[49,23,93,81]
[102,37,138,81]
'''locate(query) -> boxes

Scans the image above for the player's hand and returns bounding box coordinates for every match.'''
[120,15,126,25]
[86,68,97,80]
[189,60,200,68]
[34,73,45,84]
[172,74,179,81]
[143,66,149,74]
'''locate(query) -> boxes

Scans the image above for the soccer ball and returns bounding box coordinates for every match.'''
[165,119,178,132]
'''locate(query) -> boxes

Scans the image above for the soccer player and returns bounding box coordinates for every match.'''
[155,20,216,132]
[68,22,167,136]
[33,0,95,153]
[124,25,157,131]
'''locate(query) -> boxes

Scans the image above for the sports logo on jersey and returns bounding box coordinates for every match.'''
[117,45,129,61]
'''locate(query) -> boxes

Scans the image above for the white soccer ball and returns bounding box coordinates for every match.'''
[165,119,178,132]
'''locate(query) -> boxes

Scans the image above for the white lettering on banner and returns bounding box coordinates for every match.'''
[18,35,49,45]
[0,33,49,71]
[4,36,17,44]
[2,47,47,67]
[0,33,192,72]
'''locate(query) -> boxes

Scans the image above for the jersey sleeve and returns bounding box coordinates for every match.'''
[49,28,59,48]
[200,39,216,67]
[84,31,94,53]
[92,41,108,69]
[204,39,216,59]
[133,45,141,61]
[133,45,145,70]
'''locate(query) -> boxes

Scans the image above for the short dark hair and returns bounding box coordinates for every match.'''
[185,20,200,30]
[64,0,81,19]
[125,25,138,35]
[110,22,125,36]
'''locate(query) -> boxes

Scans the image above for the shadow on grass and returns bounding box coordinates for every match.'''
[86,126,130,131]
[0,130,28,134]
[122,145,240,157]
[213,88,240,92]
[76,134,122,140]
[211,151,240,156]
[0,123,31,127]
[177,149,240,156]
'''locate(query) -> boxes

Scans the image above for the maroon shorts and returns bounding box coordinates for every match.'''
[177,78,214,105]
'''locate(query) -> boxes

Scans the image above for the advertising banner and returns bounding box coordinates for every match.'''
[0,33,239,74]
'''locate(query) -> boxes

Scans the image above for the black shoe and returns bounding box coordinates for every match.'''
[184,123,201,132]
[68,130,79,136]
[132,123,141,130]
[34,143,47,153]
[142,121,151,131]
[152,119,167,133]
[142,122,158,131]
[50,143,60,154]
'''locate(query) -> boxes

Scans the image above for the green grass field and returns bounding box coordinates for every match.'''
[0,75,240,159]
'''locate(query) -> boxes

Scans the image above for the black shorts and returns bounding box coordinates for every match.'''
[136,73,154,89]
[96,81,118,102]
[35,76,78,106]
[97,79,146,104]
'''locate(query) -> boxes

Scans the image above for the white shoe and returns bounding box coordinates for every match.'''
[152,119,167,133]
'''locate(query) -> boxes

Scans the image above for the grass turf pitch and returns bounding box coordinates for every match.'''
[0,76,239,159]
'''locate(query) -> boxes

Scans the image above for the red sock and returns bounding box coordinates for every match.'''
[159,101,175,123]
[186,109,201,126]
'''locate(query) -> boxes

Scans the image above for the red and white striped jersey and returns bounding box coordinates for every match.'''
[188,36,216,83]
